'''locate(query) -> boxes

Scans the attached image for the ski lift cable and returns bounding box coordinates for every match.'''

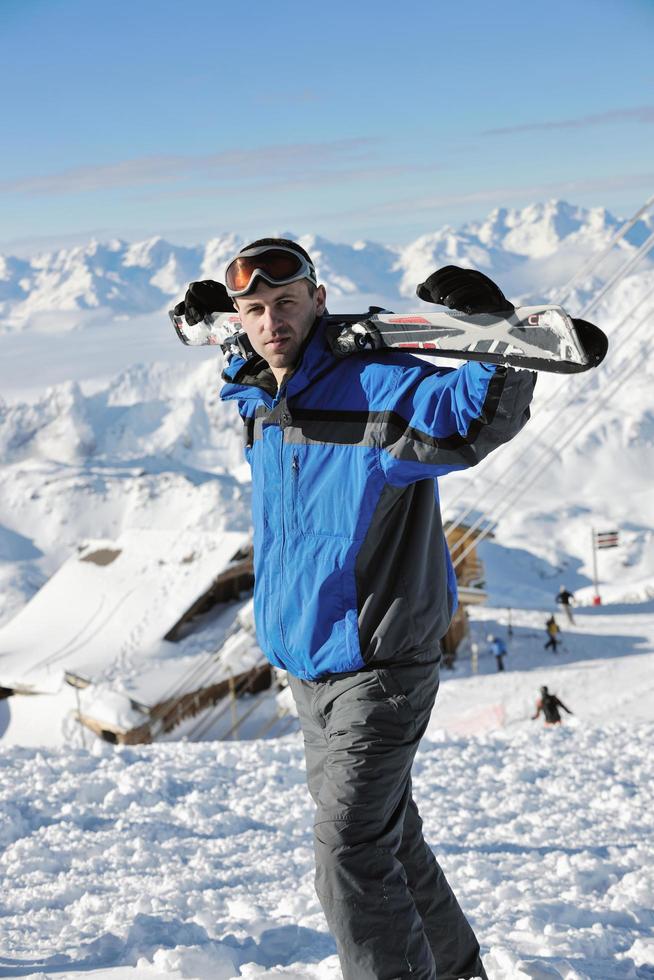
[183,673,249,741]
[220,683,278,741]
[450,296,653,557]
[444,287,654,537]
[451,350,646,574]
[148,646,258,730]
[444,287,653,538]
[146,649,226,722]
[254,703,292,739]
[276,714,300,737]
[578,225,654,319]
[452,335,650,571]
[452,322,652,570]
[145,635,226,713]
[147,606,250,716]
[451,306,652,565]
[440,228,654,522]
[556,195,654,304]
[443,223,654,532]
[178,662,269,739]
[151,664,251,740]
[169,628,263,713]
[181,664,269,741]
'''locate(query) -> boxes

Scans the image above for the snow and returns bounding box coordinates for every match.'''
[0,528,250,695]
[1,199,654,978]
[2,200,652,339]
[1,653,653,978]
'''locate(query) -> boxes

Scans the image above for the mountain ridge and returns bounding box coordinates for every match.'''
[2,199,653,329]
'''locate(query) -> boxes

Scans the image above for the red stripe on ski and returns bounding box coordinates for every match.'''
[396,341,439,349]
[386,316,432,324]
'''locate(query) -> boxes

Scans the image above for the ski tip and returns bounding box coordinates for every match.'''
[168,309,191,346]
[572,318,609,368]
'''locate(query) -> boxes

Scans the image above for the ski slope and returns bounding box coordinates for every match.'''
[1,608,653,980]
[1,200,653,978]
[2,596,653,979]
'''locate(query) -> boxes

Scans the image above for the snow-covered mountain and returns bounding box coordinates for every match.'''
[1,197,653,703]
[2,200,653,330]
[1,200,654,978]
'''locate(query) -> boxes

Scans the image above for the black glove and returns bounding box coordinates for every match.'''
[416,265,514,315]
[173,280,233,326]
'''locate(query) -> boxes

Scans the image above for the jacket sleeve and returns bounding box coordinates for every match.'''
[378,359,536,483]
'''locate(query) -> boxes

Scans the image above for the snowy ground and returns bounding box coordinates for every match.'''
[1,603,654,980]
[2,204,654,978]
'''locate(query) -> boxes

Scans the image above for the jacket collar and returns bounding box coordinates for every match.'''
[221,314,334,404]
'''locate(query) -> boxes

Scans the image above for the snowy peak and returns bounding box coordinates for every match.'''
[0,237,224,326]
[297,232,402,299]
[468,200,630,258]
[474,200,587,254]
[1,200,653,329]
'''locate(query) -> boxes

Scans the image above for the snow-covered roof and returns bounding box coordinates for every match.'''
[0,527,250,694]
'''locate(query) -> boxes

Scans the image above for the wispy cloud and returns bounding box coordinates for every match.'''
[301,172,654,225]
[383,174,647,213]
[0,138,380,197]
[141,162,443,203]
[484,105,654,136]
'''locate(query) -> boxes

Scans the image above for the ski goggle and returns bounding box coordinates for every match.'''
[224,245,317,297]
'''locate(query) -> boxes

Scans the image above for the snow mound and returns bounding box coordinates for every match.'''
[0,720,652,978]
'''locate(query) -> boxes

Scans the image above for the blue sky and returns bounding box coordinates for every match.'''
[2,0,653,252]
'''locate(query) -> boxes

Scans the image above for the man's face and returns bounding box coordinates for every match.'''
[234,279,326,382]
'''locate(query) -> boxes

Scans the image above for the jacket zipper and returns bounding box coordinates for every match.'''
[291,451,299,516]
[278,413,295,669]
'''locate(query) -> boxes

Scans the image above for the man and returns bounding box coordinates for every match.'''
[544,614,561,653]
[174,239,536,980]
[487,634,507,672]
[556,585,576,625]
[532,685,573,725]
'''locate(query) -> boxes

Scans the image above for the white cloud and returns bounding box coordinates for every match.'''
[484,105,654,136]
[0,138,380,197]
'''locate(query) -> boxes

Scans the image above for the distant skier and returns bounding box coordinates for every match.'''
[532,685,573,725]
[556,585,576,625]
[544,614,561,653]
[487,634,507,672]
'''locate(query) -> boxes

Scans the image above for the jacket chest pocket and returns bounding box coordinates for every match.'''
[288,444,365,540]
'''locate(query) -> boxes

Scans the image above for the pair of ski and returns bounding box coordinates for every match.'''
[169,305,607,375]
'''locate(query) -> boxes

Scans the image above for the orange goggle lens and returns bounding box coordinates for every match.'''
[225,248,315,296]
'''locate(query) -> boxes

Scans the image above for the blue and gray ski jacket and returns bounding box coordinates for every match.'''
[221,315,535,680]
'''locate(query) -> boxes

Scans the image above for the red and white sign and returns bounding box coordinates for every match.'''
[594,530,619,550]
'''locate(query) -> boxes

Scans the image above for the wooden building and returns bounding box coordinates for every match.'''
[442,522,490,661]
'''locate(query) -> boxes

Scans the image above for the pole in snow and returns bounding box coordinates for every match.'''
[65,670,89,748]
[591,527,601,605]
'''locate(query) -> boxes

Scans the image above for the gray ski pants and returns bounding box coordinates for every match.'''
[288,659,488,980]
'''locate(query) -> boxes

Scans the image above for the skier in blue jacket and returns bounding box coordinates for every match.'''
[175,240,535,980]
